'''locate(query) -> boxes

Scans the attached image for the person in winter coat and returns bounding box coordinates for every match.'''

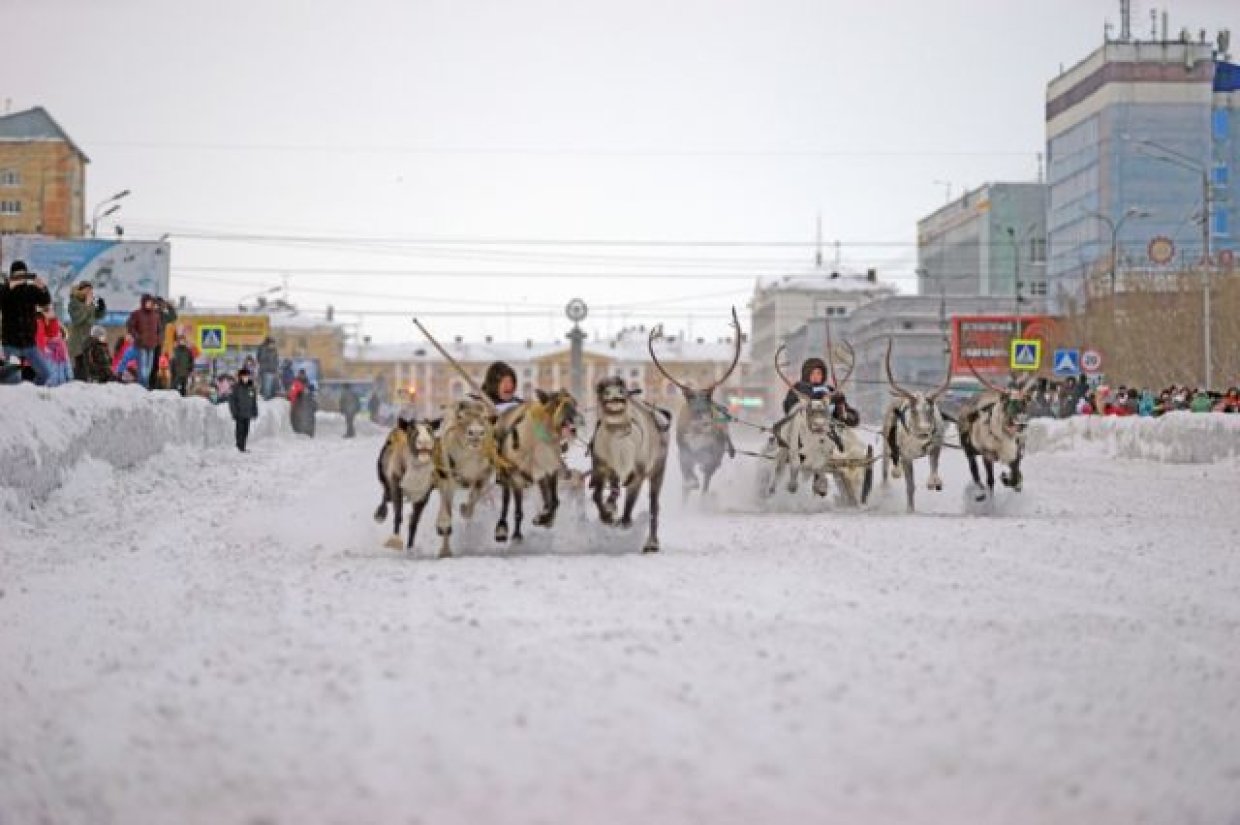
[152,353,173,390]
[0,260,53,384]
[482,361,523,412]
[279,359,295,398]
[1190,389,1215,413]
[35,305,73,386]
[66,280,106,379]
[339,385,361,438]
[228,367,260,452]
[81,326,116,383]
[147,296,178,389]
[256,337,280,399]
[125,294,164,388]
[288,369,310,435]
[780,356,860,426]
[113,333,140,379]
[293,381,319,437]
[169,333,197,396]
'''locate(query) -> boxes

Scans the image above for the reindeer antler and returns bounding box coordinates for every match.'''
[884,338,914,400]
[774,343,809,400]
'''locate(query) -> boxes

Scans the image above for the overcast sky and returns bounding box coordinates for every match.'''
[5,0,1237,343]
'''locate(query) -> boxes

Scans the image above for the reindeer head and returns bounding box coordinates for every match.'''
[535,389,583,448]
[965,358,1032,436]
[453,397,493,449]
[649,307,743,438]
[408,418,440,462]
[596,376,631,426]
[885,338,949,443]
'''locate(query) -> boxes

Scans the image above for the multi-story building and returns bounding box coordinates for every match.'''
[917,182,1049,308]
[748,267,895,413]
[1046,22,1239,305]
[0,107,88,238]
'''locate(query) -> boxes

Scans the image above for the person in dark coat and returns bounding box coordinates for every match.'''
[146,297,177,389]
[125,294,163,389]
[481,361,522,411]
[0,261,53,384]
[169,333,196,396]
[228,367,260,452]
[81,326,117,383]
[66,280,106,379]
[256,337,280,399]
[339,385,361,438]
[780,356,860,426]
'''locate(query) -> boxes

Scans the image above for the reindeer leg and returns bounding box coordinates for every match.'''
[786,453,801,494]
[766,448,786,497]
[963,442,986,501]
[385,480,404,549]
[644,465,664,553]
[373,447,390,522]
[903,459,916,513]
[984,458,996,502]
[437,477,455,556]
[533,475,559,527]
[407,496,427,553]
[511,487,525,541]
[679,449,699,494]
[592,473,615,524]
[495,483,510,543]
[619,476,641,528]
[927,445,944,491]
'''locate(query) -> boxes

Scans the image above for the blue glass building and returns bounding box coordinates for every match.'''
[1046,30,1239,308]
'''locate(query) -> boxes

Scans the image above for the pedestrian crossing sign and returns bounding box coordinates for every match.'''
[1052,348,1081,377]
[1010,338,1041,371]
[199,325,227,355]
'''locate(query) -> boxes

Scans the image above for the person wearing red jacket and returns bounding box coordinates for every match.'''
[34,305,73,386]
[125,294,164,389]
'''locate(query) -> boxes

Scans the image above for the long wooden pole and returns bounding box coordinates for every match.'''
[411,317,494,410]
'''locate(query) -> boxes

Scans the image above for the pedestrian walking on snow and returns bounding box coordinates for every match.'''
[228,367,259,452]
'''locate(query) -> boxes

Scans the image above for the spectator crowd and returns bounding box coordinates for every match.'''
[1,260,332,444]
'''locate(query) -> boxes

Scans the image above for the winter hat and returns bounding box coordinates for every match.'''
[90,325,107,339]
[238,366,251,376]
[800,357,828,383]
[9,260,28,277]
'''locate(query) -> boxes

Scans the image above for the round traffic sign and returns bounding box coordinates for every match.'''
[1148,236,1175,266]
[1081,349,1103,373]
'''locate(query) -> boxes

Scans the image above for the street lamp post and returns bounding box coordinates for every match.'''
[1086,207,1152,294]
[90,189,131,237]
[1135,139,1212,389]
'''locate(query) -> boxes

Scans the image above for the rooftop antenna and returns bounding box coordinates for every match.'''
[1120,0,1131,42]
[1150,8,1157,41]
[814,213,823,269]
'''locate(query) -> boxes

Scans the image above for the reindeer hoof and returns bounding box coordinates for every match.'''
[619,517,633,529]
[374,506,387,523]
[642,540,659,553]
[891,465,903,479]
[384,535,402,549]
[495,524,509,543]
[438,548,453,559]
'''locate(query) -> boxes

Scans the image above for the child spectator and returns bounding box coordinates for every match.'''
[81,326,116,383]
[35,305,73,387]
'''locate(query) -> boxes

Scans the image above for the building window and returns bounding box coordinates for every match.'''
[823,306,846,317]
[0,200,20,214]
[1215,210,1230,238]
[1213,163,1229,187]
[1030,237,1047,263]
[0,169,18,187]
[629,368,640,378]
[1028,281,1048,296]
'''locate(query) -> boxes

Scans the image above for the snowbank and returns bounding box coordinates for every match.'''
[1026,411,1240,464]
[0,383,380,514]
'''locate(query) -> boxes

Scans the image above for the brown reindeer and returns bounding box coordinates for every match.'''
[648,307,743,496]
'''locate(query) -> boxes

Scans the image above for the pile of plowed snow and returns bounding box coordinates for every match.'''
[1026,412,1240,464]
[0,383,378,513]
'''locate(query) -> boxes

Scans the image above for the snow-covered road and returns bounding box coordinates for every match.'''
[2,400,1239,824]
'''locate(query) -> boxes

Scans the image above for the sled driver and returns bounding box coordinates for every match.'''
[482,361,522,413]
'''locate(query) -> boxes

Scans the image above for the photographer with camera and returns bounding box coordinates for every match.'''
[67,280,106,380]
[0,261,53,385]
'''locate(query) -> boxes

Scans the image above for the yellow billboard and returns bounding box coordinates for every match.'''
[165,314,271,352]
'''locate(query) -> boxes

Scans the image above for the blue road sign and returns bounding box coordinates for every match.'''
[1052,348,1081,377]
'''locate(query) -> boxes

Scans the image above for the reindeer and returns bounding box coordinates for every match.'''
[956,363,1031,503]
[768,344,844,499]
[589,376,671,553]
[880,338,952,513]
[648,308,743,496]
[373,418,441,552]
[493,389,584,543]
[768,340,874,506]
[432,396,502,558]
